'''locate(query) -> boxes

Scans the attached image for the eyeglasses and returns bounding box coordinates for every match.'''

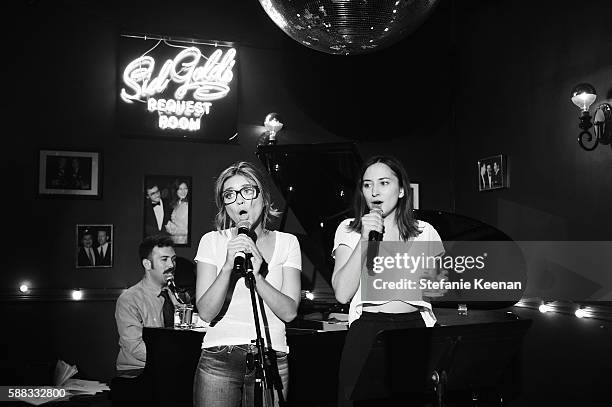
[222,185,260,204]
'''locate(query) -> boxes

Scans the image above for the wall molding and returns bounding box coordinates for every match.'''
[0,288,125,302]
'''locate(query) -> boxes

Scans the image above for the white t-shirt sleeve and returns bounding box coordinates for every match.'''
[332,218,360,258]
[194,231,217,266]
[418,221,445,256]
[283,234,302,271]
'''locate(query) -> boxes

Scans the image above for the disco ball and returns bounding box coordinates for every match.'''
[258,0,440,55]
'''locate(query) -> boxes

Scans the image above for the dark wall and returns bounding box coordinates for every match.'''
[452,0,612,241]
[6,0,453,291]
[5,0,610,398]
[5,0,342,292]
[3,0,453,382]
[1,300,118,384]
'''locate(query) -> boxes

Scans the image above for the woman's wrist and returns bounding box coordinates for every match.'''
[221,263,233,274]
[254,272,265,283]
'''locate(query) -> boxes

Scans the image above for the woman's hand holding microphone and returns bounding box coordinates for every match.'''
[361,204,384,241]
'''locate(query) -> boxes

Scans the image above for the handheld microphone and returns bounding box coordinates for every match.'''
[366,205,383,275]
[233,220,252,274]
[236,220,251,237]
[368,204,384,241]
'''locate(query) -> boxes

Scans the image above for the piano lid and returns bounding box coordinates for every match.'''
[257,143,525,309]
[257,143,362,292]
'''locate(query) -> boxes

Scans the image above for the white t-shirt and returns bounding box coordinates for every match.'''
[333,218,444,327]
[195,229,301,353]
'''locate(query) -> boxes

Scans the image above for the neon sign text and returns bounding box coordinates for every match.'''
[147,98,211,117]
[120,45,236,132]
[158,115,201,131]
[121,47,236,103]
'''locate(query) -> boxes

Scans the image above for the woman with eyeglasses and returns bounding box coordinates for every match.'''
[193,161,301,407]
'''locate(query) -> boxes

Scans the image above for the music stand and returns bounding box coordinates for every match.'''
[350,320,532,406]
[143,327,205,407]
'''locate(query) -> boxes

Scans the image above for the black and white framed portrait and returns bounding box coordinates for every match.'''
[143,175,192,246]
[76,224,113,268]
[478,154,508,191]
[39,150,101,198]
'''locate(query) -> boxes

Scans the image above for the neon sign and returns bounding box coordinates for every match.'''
[120,45,237,133]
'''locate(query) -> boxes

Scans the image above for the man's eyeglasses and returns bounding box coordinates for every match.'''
[222,185,260,204]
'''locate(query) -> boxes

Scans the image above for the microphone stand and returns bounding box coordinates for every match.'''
[244,255,275,407]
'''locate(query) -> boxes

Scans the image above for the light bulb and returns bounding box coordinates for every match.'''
[72,289,83,301]
[264,113,284,134]
[571,83,597,112]
[538,303,551,313]
[574,308,588,318]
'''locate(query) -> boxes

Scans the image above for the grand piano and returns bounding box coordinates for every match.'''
[141,142,531,407]
[255,142,527,311]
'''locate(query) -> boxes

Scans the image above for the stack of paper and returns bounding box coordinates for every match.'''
[14,392,70,406]
[64,378,110,395]
[53,359,78,386]
[16,360,109,405]
[328,312,349,322]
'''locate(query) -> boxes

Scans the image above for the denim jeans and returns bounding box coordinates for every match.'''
[193,344,289,407]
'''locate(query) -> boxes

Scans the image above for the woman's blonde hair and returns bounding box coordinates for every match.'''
[213,161,281,230]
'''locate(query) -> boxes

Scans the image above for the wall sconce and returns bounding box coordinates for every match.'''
[258,112,284,145]
[570,83,612,151]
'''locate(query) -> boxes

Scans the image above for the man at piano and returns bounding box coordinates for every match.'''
[331,155,447,406]
[111,235,178,406]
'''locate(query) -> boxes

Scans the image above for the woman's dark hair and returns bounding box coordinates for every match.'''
[139,234,174,261]
[170,179,190,209]
[348,155,420,240]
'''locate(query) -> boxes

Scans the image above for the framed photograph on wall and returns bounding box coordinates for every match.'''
[39,150,101,198]
[410,183,420,209]
[143,175,192,246]
[477,154,508,191]
[76,224,113,268]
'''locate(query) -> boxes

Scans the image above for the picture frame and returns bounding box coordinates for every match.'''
[76,224,113,268]
[410,183,420,209]
[38,150,102,198]
[477,154,508,191]
[143,175,192,247]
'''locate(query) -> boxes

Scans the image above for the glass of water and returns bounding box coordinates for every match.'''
[174,304,194,329]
